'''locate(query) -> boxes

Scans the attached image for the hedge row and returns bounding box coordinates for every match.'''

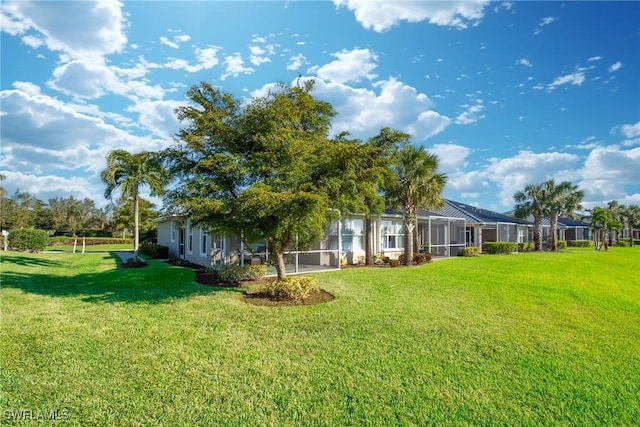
[48,236,133,246]
[567,240,594,247]
[139,242,169,259]
[8,229,49,252]
[483,242,516,254]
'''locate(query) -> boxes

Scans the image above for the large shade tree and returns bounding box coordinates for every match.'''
[101,150,166,259]
[385,145,447,266]
[165,80,382,279]
[514,183,548,251]
[544,180,584,251]
[624,204,640,247]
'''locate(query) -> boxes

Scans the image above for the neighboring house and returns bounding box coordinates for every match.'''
[558,216,591,243]
[430,199,533,252]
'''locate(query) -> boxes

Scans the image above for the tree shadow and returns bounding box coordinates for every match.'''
[0,253,64,267]
[1,254,245,305]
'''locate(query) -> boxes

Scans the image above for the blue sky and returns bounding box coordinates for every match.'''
[1,1,639,212]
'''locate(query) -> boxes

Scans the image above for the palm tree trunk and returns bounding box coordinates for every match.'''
[549,212,559,251]
[404,221,414,266]
[534,218,543,251]
[133,193,139,260]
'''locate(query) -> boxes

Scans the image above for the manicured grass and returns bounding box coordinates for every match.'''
[1,248,639,425]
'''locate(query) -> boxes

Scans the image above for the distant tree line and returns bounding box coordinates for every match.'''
[0,190,160,239]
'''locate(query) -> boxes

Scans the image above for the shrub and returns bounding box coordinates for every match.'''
[48,236,133,246]
[517,242,534,252]
[244,264,268,281]
[389,259,401,267]
[483,242,516,254]
[616,240,630,247]
[218,264,246,284]
[557,240,567,250]
[462,246,480,257]
[8,229,49,252]
[424,252,432,262]
[139,242,169,259]
[567,240,594,248]
[373,253,385,265]
[413,253,427,265]
[264,276,319,302]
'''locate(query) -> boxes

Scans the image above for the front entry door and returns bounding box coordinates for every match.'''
[179,227,185,258]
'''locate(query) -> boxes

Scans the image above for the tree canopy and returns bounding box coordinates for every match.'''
[165,80,397,278]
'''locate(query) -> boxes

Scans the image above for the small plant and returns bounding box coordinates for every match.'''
[557,240,567,249]
[424,252,432,262]
[462,246,480,257]
[373,253,385,265]
[389,259,401,267]
[204,265,220,282]
[264,276,319,302]
[244,264,268,281]
[218,264,246,284]
[567,240,593,247]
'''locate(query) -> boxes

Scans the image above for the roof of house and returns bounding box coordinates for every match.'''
[431,199,533,225]
[558,216,590,227]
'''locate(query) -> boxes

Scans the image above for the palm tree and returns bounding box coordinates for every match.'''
[588,206,611,251]
[606,200,625,246]
[544,180,584,251]
[514,183,548,251]
[386,145,446,265]
[101,150,166,260]
[623,204,640,247]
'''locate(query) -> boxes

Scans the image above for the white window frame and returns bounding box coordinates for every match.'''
[170,221,176,243]
[341,218,364,252]
[200,229,208,258]
[187,220,193,254]
[381,219,404,250]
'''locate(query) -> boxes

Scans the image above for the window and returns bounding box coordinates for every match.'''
[381,220,404,250]
[187,220,193,254]
[341,218,364,252]
[170,221,176,242]
[200,229,208,257]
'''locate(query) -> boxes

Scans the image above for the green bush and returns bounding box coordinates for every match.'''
[616,240,630,247]
[122,257,148,268]
[463,246,480,257]
[264,276,319,302]
[517,242,535,252]
[218,265,246,284]
[413,253,427,265]
[483,242,516,254]
[48,236,133,246]
[567,240,594,248]
[8,229,49,252]
[557,240,567,249]
[244,264,268,281]
[139,243,169,259]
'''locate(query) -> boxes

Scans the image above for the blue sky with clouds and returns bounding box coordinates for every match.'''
[1,0,639,212]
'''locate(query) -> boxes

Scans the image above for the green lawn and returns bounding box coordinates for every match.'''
[1,248,639,425]
[46,244,134,252]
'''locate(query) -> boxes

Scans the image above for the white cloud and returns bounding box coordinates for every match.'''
[588,56,603,62]
[548,70,586,90]
[515,58,533,67]
[126,100,184,140]
[455,99,485,125]
[0,171,106,206]
[286,53,308,71]
[1,0,127,58]
[618,121,640,139]
[0,87,167,179]
[249,45,271,66]
[534,16,556,35]
[428,143,471,173]
[333,0,489,32]
[314,48,378,84]
[163,46,221,73]
[159,36,180,49]
[608,61,622,72]
[220,53,254,80]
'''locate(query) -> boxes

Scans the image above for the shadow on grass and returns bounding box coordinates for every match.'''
[0,254,64,268]
[1,253,244,304]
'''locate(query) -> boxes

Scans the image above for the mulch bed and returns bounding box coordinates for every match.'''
[166,259,334,306]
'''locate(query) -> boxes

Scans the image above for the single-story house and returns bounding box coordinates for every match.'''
[154,208,468,271]
[558,216,591,243]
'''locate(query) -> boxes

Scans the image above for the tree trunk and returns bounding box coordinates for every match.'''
[365,217,374,266]
[533,218,543,251]
[133,193,139,260]
[549,212,559,251]
[404,221,414,266]
[275,251,287,280]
